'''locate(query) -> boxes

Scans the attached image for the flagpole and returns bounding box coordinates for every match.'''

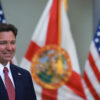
[58,0,61,47]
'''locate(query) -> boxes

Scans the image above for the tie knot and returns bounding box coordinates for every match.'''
[3,67,8,73]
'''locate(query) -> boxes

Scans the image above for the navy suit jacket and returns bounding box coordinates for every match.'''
[0,63,37,100]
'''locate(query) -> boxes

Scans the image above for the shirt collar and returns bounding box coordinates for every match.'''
[0,62,10,74]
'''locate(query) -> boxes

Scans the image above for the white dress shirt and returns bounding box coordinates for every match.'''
[0,62,15,87]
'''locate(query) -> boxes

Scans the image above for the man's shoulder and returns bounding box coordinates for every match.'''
[10,63,30,75]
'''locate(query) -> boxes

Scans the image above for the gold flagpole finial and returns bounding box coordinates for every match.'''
[63,0,68,11]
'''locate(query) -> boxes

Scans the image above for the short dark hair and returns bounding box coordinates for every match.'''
[0,23,18,37]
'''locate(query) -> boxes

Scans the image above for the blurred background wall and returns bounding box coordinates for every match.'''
[1,0,93,74]
[94,0,100,33]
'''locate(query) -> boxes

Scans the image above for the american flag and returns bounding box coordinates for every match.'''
[0,2,6,23]
[83,22,100,100]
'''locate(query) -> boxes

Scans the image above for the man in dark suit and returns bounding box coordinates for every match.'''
[0,23,37,100]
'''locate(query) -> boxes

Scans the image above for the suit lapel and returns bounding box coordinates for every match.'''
[10,64,24,100]
[0,76,9,100]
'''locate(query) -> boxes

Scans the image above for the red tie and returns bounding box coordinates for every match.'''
[3,67,15,100]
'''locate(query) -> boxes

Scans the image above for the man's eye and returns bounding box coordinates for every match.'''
[11,41,16,44]
[0,41,6,44]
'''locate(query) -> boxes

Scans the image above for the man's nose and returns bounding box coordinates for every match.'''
[6,43,12,50]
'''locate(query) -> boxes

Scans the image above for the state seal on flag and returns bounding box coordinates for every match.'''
[31,45,72,89]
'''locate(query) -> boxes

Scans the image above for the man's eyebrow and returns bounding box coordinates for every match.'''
[0,40,16,42]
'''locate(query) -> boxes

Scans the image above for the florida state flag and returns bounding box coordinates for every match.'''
[20,0,86,99]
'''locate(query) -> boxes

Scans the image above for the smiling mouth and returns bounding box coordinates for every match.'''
[4,53,14,57]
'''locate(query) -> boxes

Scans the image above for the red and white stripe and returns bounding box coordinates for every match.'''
[20,0,86,99]
[83,42,100,100]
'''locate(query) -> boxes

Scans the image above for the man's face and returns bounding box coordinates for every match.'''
[0,31,16,65]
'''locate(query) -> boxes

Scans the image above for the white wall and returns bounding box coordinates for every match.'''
[1,0,93,74]
[68,0,93,73]
[94,0,100,33]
